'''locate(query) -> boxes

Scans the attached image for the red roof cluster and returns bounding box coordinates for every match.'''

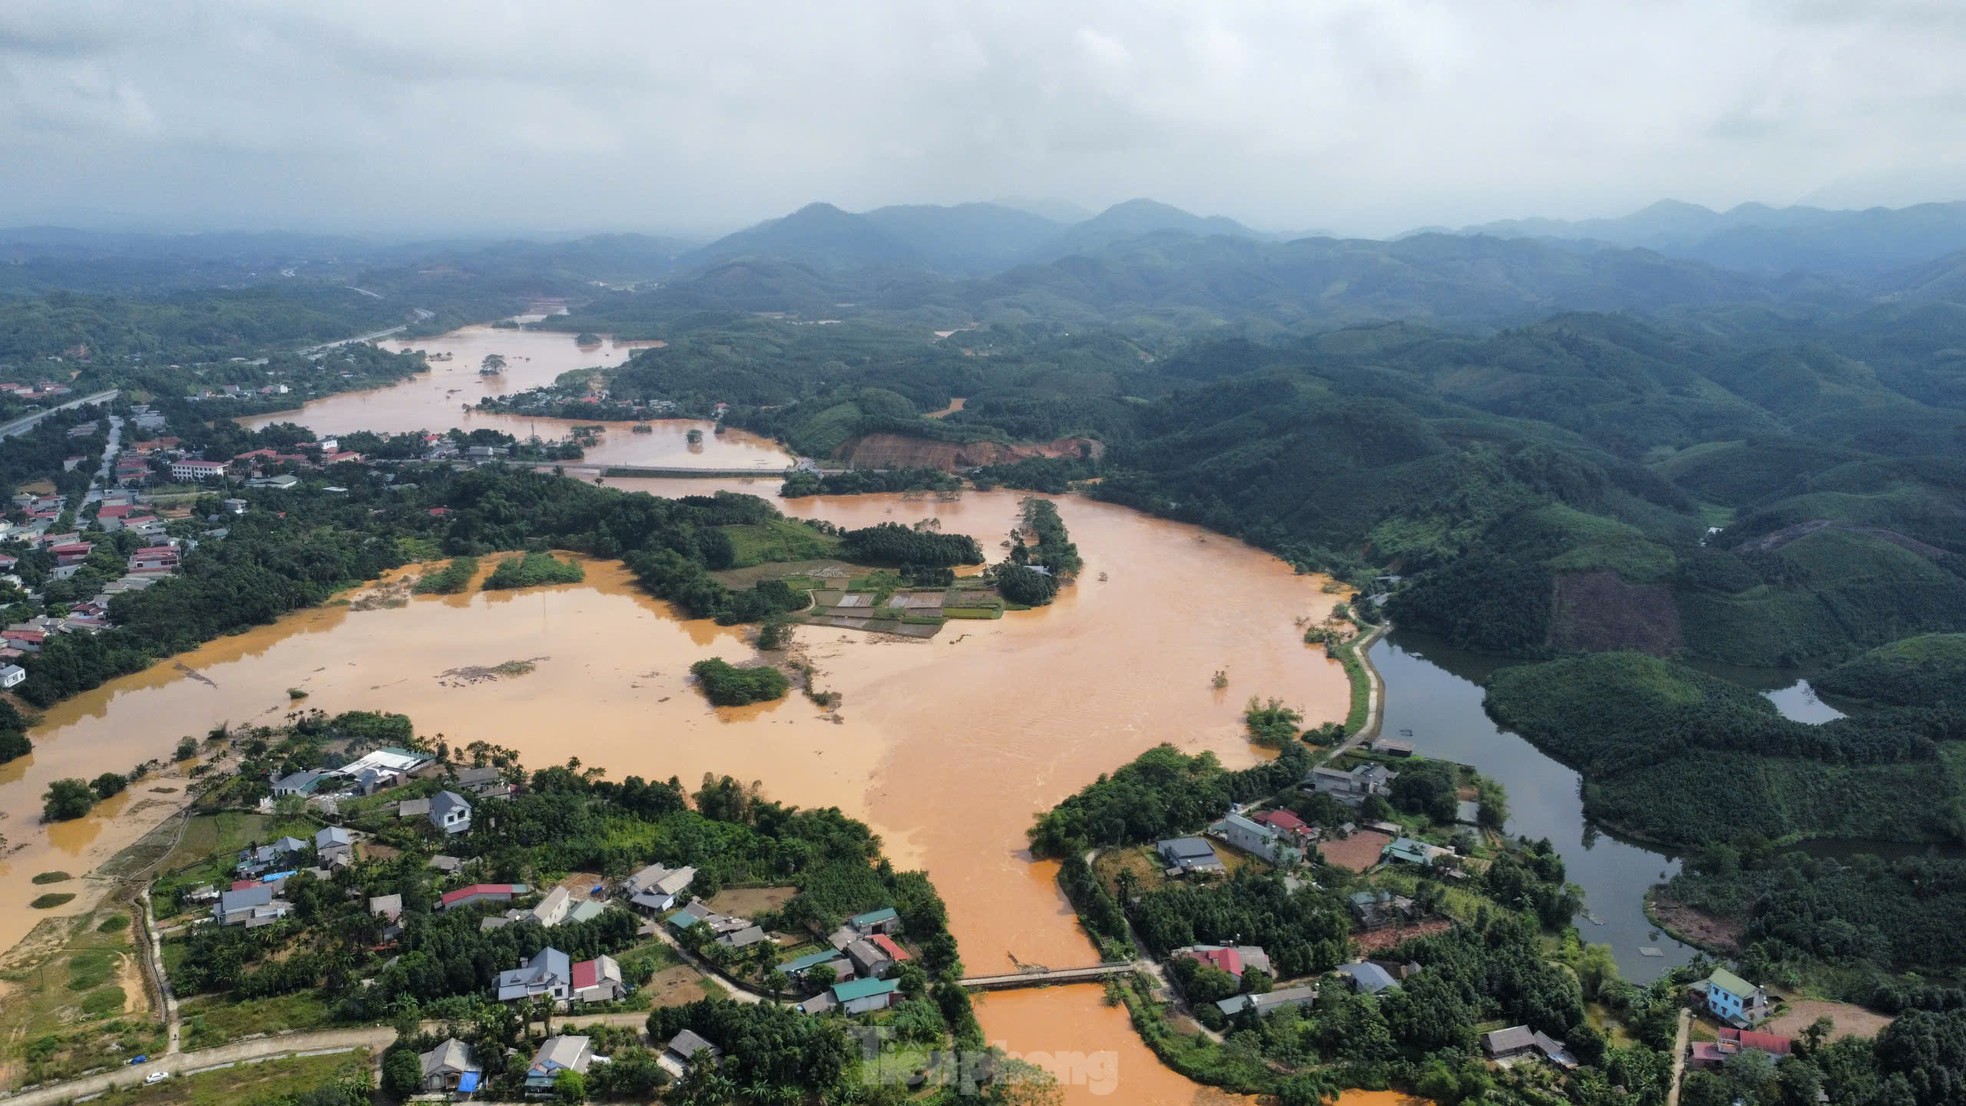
[1181,946,1243,977]
[1719,1028,1793,1055]
[439,883,524,907]
[1254,809,1313,837]
[869,933,912,962]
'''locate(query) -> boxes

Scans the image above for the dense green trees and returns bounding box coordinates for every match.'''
[993,563,1058,606]
[1132,871,1350,979]
[41,778,94,821]
[1242,697,1303,748]
[780,467,961,497]
[1485,652,1966,845]
[645,1001,855,1097]
[0,701,30,765]
[689,658,790,706]
[1027,743,1310,858]
[836,523,982,566]
[1814,634,1966,709]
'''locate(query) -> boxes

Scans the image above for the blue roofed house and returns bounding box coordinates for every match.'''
[429,790,472,836]
[1210,812,1304,866]
[524,1036,592,1096]
[1334,961,1401,995]
[314,826,356,866]
[623,863,696,913]
[271,769,332,798]
[419,1038,479,1093]
[237,836,308,876]
[1216,985,1319,1019]
[213,884,293,927]
[782,948,855,983]
[1156,836,1226,876]
[1305,762,1398,806]
[1704,968,1770,1027]
[497,947,572,1002]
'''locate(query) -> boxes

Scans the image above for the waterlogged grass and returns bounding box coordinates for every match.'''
[32,871,71,884]
[483,550,585,590]
[30,893,76,909]
[413,555,480,595]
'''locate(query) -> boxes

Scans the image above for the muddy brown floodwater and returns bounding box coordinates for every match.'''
[0,479,1365,1105]
[239,325,792,471]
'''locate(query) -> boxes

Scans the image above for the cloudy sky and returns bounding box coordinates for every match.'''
[4,0,1965,237]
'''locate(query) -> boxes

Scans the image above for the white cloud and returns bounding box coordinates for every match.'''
[0,0,1961,235]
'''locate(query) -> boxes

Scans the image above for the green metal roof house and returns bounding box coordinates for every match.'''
[1381,837,1435,866]
[831,976,900,1014]
[848,907,900,934]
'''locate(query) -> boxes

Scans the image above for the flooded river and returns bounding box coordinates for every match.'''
[0,485,1348,1104]
[239,325,791,471]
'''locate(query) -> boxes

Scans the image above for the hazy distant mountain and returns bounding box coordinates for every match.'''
[961,231,1847,328]
[859,203,1065,271]
[624,224,1855,332]
[990,197,1097,224]
[1443,199,1966,277]
[682,198,1266,276]
[682,202,922,272]
[1034,198,1266,260]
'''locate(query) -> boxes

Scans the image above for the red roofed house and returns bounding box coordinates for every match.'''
[1720,1028,1792,1055]
[438,883,530,912]
[1180,946,1244,978]
[1690,1028,1794,1068]
[97,504,135,520]
[569,955,626,1002]
[869,933,912,963]
[1252,809,1319,841]
[2,629,46,652]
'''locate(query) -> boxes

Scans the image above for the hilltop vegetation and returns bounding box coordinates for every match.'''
[1484,653,1966,846]
[1813,634,1966,709]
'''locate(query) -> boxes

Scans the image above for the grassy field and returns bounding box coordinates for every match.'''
[178,992,337,1051]
[721,518,841,568]
[0,904,162,1090]
[89,1049,374,1106]
[152,813,316,917]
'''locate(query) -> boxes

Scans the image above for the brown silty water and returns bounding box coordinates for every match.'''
[240,325,789,471]
[5,333,1398,1103]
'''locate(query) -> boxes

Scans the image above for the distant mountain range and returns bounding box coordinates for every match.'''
[676,198,1269,276]
[1428,199,1966,277]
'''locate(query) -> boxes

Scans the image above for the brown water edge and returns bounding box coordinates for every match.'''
[0,487,1353,1105]
[238,325,793,471]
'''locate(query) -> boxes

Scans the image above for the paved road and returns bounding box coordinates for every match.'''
[0,390,119,443]
[1665,1007,1691,1106]
[0,1029,391,1106]
[296,326,404,357]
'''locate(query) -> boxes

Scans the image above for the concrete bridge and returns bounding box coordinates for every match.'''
[959,962,1141,991]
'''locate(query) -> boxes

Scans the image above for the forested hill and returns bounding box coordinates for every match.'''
[514,298,1966,670]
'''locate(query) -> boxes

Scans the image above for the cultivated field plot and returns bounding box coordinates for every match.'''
[1318,829,1395,873]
